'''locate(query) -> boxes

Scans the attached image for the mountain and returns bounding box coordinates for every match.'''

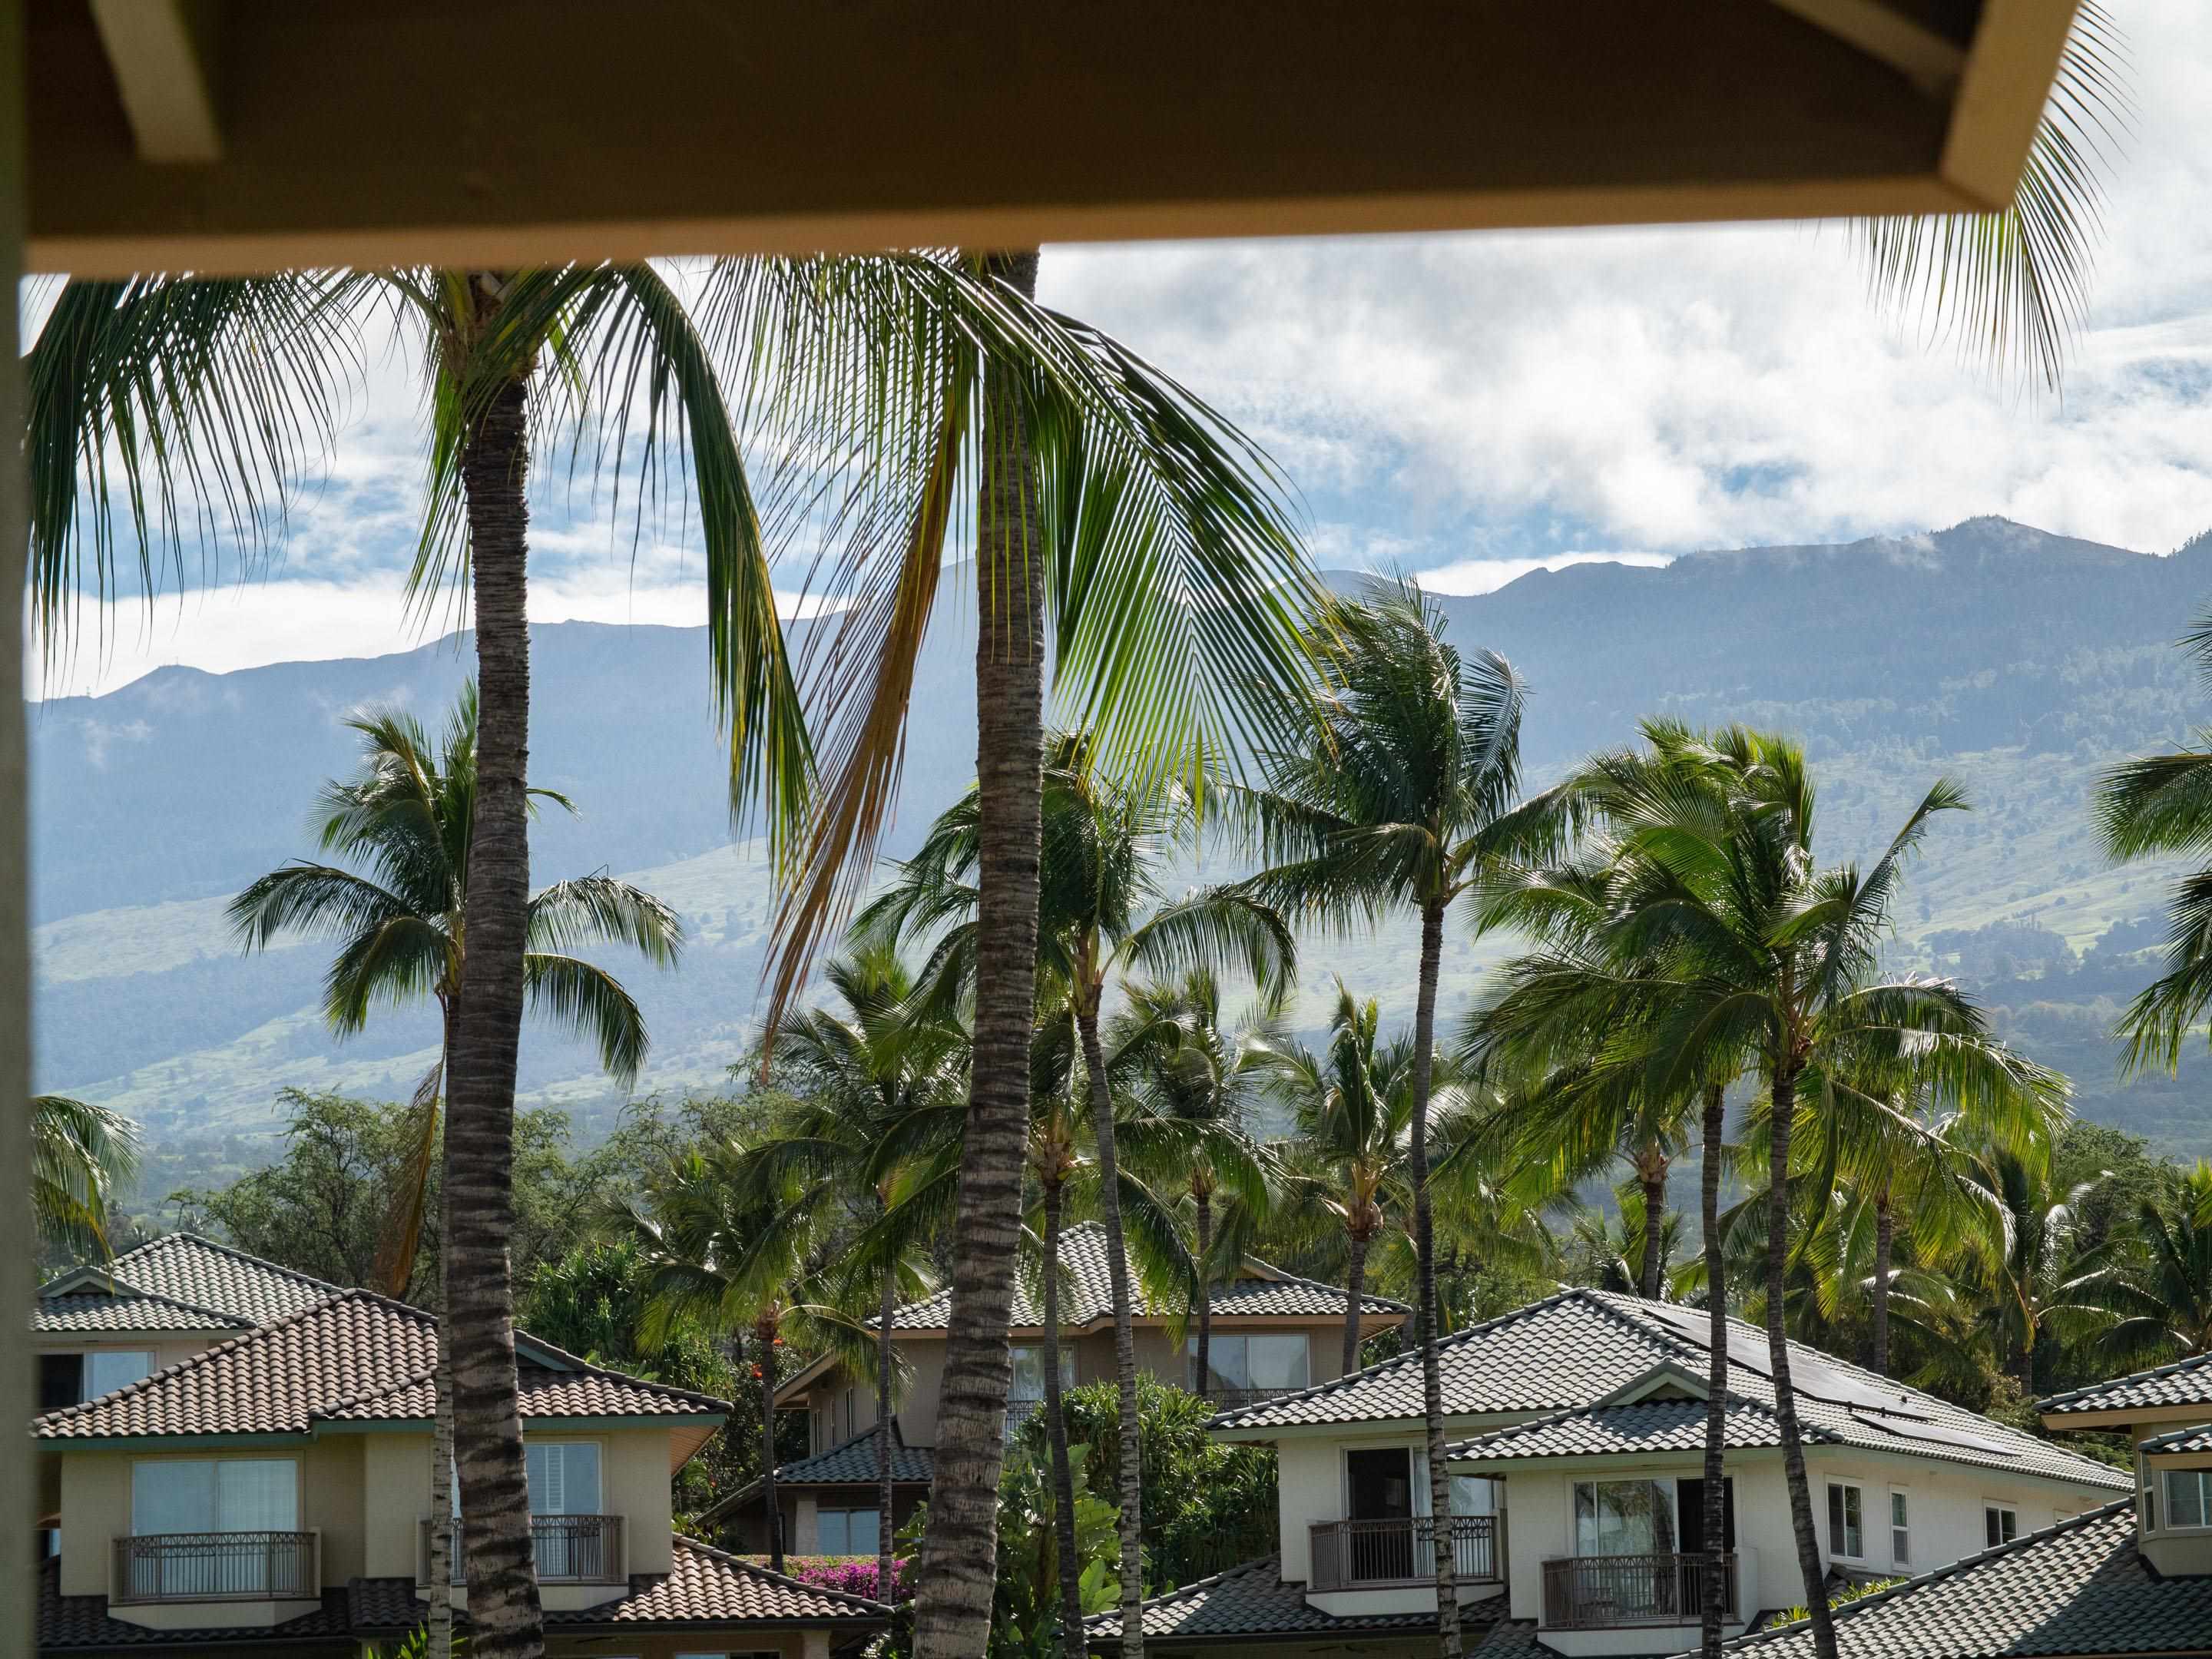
[29,517,2212,1162]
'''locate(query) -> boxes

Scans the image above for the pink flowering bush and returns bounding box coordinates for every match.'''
[786,1555,915,1603]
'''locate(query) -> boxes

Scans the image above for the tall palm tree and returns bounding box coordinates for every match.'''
[2100,1163,2212,1366]
[757,945,965,1604]
[863,727,1296,1658]
[1109,969,1281,1403]
[31,1093,140,1258]
[1230,581,1541,1657]
[228,681,680,1655]
[32,250,1316,1659]
[1026,1043,1091,1659]
[1965,1152,2121,1389]
[1482,722,2058,1659]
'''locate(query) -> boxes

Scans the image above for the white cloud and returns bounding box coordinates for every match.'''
[1416,551,1674,597]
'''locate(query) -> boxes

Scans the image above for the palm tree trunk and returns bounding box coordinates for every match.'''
[760,1319,785,1572]
[877,1246,899,1611]
[1641,1147,1667,1300]
[1041,1177,1086,1659]
[910,247,1048,1659]
[1871,1193,1894,1379]
[430,1016,455,1659]
[1341,1228,1370,1378]
[1193,1188,1214,1403]
[445,339,545,1659]
[1077,989,1146,1659]
[1765,1061,1838,1659]
[1407,895,1460,1657]
[1698,1081,1728,1659]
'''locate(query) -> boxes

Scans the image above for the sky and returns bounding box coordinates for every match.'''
[30,0,2212,700]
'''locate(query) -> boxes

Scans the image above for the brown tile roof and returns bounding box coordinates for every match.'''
[349,1536,889,1631]
[1713,1500,2212,1658]
[33,1290,727,1442]
[34,1287,253,1334]
[35,1233,339,1334]
[892,1220,1406,1332]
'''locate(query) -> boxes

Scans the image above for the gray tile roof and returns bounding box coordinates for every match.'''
[1712,1500,2212,1658]
[892,1220,1406,1332]
[349,1536,890,1630]
[34,1290,727,1440]
[1449,1392,1813,1462]
[773,1421,936,1486]
[35,1233,339,1334]
[1214,1290,2126,1494]
[2141,1423,2212,1454]
[1084,1554,1440,1644]
[34,1288,253,1334]
[2039,1348,2212,1419]
[37,1556,353,1651]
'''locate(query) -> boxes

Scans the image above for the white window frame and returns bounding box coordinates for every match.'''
[1571,1476,1682,1558]
[525,1439,604,1516]
[1825,1478,1866,1562]
[2161,1469,2212,1532]
[1887,1485,1911,1568]
[1186,1331,1313,1395]
[1983,1500,2020,1548]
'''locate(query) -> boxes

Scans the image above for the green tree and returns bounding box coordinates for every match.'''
[1229,581,1539,1657]
[228,683,679,1654]
[2098,1162,2212,1366]
[32,1092,140,1259]
[863,727,1295,1657]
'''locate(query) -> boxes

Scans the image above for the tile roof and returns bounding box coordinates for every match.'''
[34,1287,253,1334]
[33,1290,727,1441]
[773,1421,936,1487]
[349,1536,889,1631]
[2039,1348,2212,1419]
[1712,1500,2212,1658]
[34,1233,339,1332]
[37,1557,354,1651]
[1084,1554,1442,1644]
[1448,1392,1813,1462]
[2141,1422,2212,1454]
[892,1220,1406,1332]
[1214,1290,2127,1493]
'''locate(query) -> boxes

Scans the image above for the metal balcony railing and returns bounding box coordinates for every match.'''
[1540,1551,1738,1629]
[112,1531,319,1604]
[417,1513,626,1586]
[1308,1515,1502,1591]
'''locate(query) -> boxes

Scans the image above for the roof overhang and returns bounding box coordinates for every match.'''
[29,0,2076,276]
[2041,1405,2212,1435]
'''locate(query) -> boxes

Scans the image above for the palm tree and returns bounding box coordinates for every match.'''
[1481,723,2057,1659]
[758,945,964,1605]
[1965,1152,2122,1389]
[2100,1163,2212,1366]
[33,250,1316,1659]
[1026,1039,1091,1659]
[1230,581,1539,1657]
[1109,970,1281,1403]
[1260,983,1408,1376]
[863,727,1296,1658]
[31,1093,140,1257]
[227,681,681,1656]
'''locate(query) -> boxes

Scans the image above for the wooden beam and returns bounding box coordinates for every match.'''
[87,0,220,163]
[1942,0,2083,211]
[1768,0,1969,94]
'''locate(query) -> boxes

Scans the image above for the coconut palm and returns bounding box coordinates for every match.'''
[1108,970,1283,1403]
[755,945,965,1604]
[31,1093,140,1257]
[33,247,1315,1659]
[1228,580,1541,1656]
[1482,722,2058,1659]
[862,727,1295,1657]
[227,681,680,1653]
[2095,1163,2212,1366]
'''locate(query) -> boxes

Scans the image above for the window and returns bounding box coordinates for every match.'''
[132,1458,299,1536]
[1889,1489,1911,1567]
[87,1349,154,1398]
[1187,1333,1311,1397]
[525,1442,603,1515]
[1009,1346,1076,1400]
[2164,1469,2212,1531]
[1574,1479,1678,1557]
[1826,1482,1864,1560]
[817,1507,882,1556]
[1985,1502,2019,1548]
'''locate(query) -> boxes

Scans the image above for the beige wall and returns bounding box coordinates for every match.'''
[546,1631,839,1659]
[58,1437,367,1597]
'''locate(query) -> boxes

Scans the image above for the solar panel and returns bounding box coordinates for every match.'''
[1849,1409,2018,1459]
[1636,1300,1917,1415]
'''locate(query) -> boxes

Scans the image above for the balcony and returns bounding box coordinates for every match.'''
[1540,1551,1739,1630]
[112,1532,320,1605]
[1308,1515,1502,1591]
[417,1514,627,1586]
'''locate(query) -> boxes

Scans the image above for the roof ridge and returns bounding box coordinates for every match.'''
[1237,1259,1411,1313]
[35,1279,256,1327]
[509,1330,734,1414]
[124,1230,346,1294]
[1720,1496,2137,1652]
[668,1534,894,1614]
[2038,1345,2212,1412]
[32,1286,389,1430]
[1210,1286,1598,1428]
